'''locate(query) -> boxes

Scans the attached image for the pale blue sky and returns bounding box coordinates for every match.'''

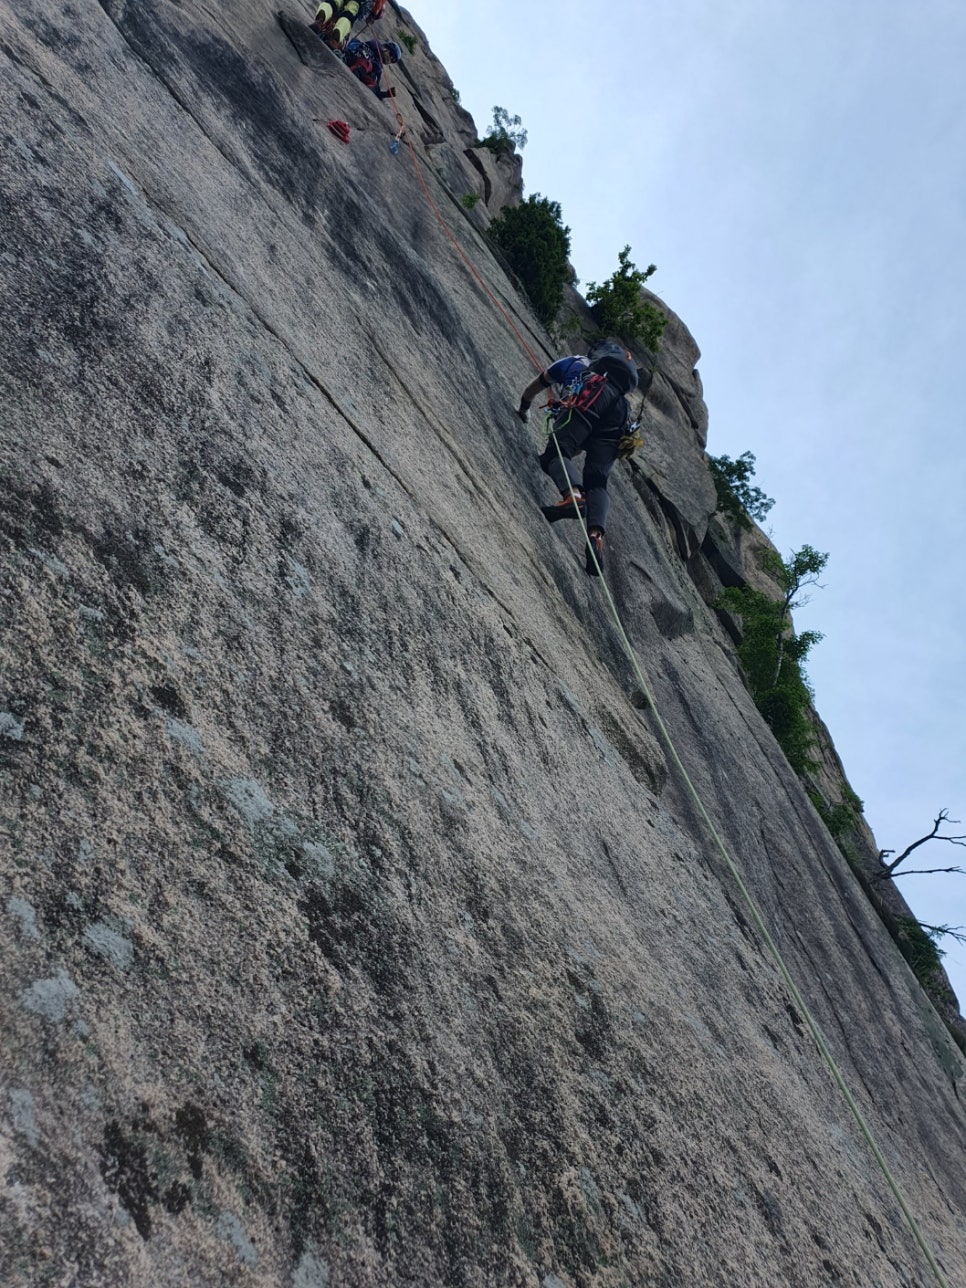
[406,1,966,1001]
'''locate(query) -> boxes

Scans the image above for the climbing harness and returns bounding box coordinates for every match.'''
[548,370,608,419]
[542,371,641,461]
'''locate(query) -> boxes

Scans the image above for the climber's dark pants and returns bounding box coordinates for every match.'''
[539,415,619,532]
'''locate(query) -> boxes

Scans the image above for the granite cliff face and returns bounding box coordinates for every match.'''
[2,3,965,1286]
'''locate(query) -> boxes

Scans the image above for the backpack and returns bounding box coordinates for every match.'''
[582,340,659,399]
[586,340,639,396]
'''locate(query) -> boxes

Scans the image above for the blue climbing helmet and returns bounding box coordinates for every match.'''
[380,41,402,64]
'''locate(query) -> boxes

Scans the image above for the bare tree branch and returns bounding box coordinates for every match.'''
[877,809,966,879]
[888,866,965,878]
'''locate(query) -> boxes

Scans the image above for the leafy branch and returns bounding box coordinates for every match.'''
[585,247,667,350]
[761,544,827,687]
[719,544,828,774]
[477,106,527,158]
[918,923,966,946]
[708,451,775,529]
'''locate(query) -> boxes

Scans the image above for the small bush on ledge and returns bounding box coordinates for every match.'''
[487,195,571,328]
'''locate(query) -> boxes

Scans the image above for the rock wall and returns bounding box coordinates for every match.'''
[2,3,964,1286]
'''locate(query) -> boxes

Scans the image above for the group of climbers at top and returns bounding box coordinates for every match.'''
[309,0,402,100]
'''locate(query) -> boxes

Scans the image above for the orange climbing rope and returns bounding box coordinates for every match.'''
[365,24,547,376]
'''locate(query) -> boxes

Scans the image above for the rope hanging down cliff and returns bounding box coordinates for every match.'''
[351,29,952,1287]
[547,435,951,1286]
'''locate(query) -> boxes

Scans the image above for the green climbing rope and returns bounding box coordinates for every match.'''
[548,425,950,1288]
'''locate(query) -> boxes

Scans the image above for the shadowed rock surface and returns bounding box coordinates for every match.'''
[2,3,964,1285]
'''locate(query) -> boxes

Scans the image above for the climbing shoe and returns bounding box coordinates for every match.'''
[585,530,604,577]
[540,490,585,523]
[310,18,343,48]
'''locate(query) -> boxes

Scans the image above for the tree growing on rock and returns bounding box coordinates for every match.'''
[720,545,828,774]
[586,246,667,350]
[477,105,527,158]
[487,194,571,328]
[708,451,775,529]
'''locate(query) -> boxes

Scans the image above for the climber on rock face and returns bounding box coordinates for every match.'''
[310,0,385,51]
[341,39,402,99]
[516,342,651,578]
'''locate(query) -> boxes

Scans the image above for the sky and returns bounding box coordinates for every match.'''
[406,1,966,1003]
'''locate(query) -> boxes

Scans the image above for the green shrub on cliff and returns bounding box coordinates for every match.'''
[809,785,864,844]
[586,246,667,349]
[895,918,948,993]
[708,451,775,529]
[487,195,571,328]
[720,545,828,774]
[477,106,528,158]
